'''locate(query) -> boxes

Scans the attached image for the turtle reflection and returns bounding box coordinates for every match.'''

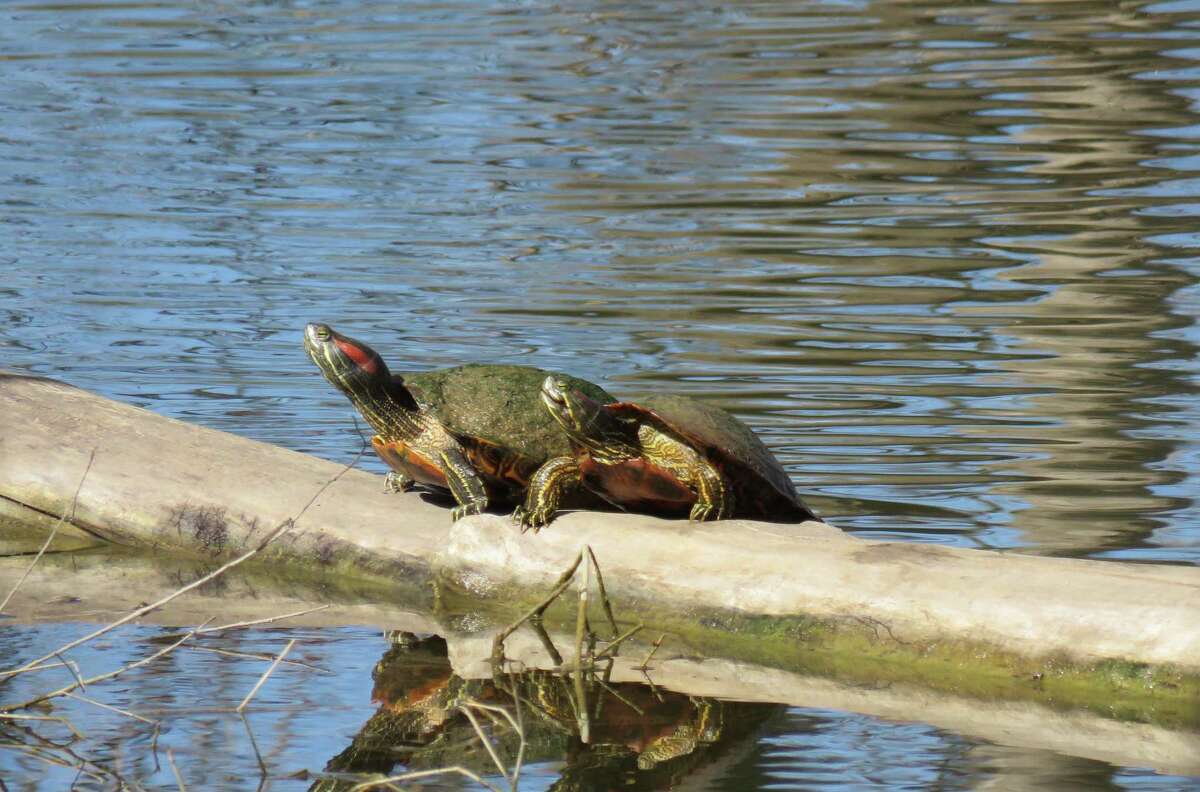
[311,632,782,790]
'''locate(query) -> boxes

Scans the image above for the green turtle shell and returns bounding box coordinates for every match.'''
[403,364,613,461]
[617,393,815,522]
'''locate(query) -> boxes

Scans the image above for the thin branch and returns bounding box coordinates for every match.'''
[0,742,103,782]
[584,546,618,639]
[55,653,85,693]
[64,692,156,726]
[0,661,69,681]
[0,714,86,741]
[463,700,524,791]
[237,639,296,712]
[527,616,564,667]
[491,550,583,665]
[0,733,122,786]
[508,682,525,789]
[594,677,643,715]
[2,525,287,683]
[180,644,326,673]
[345,766,503,792]
[465,701,521,730]
[459,705,510,785]
[3,620,213,712]
[167,749,187,791]
[636,633,666,671]
[151,722,163,772]
[572,555,591,744]
[239,712,269,784]
[0,450,95,615]
[197,604,332,635]
[593,623,644,662]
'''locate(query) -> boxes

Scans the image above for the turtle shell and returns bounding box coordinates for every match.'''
[403,364,614,465]
[606,394,815,522]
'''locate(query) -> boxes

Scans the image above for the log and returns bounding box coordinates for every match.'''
[2,370,1198,683]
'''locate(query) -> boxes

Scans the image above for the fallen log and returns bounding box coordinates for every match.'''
[2,370,1198,692]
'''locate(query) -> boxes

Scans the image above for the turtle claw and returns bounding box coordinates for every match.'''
[690,492,733,522]
[512,505,551,533]
[384,472,415,494]
[451,501,485,522]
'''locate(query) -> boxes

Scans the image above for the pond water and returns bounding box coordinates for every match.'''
[1,0,1199,788]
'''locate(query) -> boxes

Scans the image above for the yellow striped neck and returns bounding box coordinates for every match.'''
[348,382,429,441]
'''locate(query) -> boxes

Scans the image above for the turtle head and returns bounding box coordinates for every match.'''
[304,323,393,397]
[541,376,635,456]
[305,324,420,437]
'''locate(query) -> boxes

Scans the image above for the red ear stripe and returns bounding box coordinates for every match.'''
[335,337,379,374]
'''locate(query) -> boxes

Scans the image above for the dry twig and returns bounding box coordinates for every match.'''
[239,712,269,785]
[64,692,156,726]
[572,553,591,743]
[0,661,69,681]
[592,623,644,662]
[345,766,503,792]
[167,748,187,791]
[0,713,86,741]
[237,638,297,712]
[584,546,619,639]
[459,705,510,785]
[197,604,332,635]
[636,633,666,671]
[2,619,214,713]
[491,550,583,666]
[465,699,525,789]
[181,643,326,673]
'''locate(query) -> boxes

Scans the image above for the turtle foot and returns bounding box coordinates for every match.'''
[512,506,551,533]
[450,501,486,522]
[689,496,733,522]
[384,472,415,494]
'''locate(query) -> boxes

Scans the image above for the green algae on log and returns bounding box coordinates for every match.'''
[435,564,1200,736]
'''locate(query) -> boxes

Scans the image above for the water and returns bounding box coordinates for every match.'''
[1,0,1198,787]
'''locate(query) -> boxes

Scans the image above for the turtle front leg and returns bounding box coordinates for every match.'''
[689,462,733,521]
[438,448,488,521]
[514,456,581,532]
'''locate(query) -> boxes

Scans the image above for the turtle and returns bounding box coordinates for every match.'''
[304,323,614,521]
[516,376,818,529]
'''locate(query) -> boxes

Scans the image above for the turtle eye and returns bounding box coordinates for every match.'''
[315,325,331,341]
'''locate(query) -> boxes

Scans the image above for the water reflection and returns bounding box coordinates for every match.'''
[1,3,1198,562]
[313,633,783,791]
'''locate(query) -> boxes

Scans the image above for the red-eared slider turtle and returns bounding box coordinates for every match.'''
[517,376,818,529]
[304,323,614,521]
